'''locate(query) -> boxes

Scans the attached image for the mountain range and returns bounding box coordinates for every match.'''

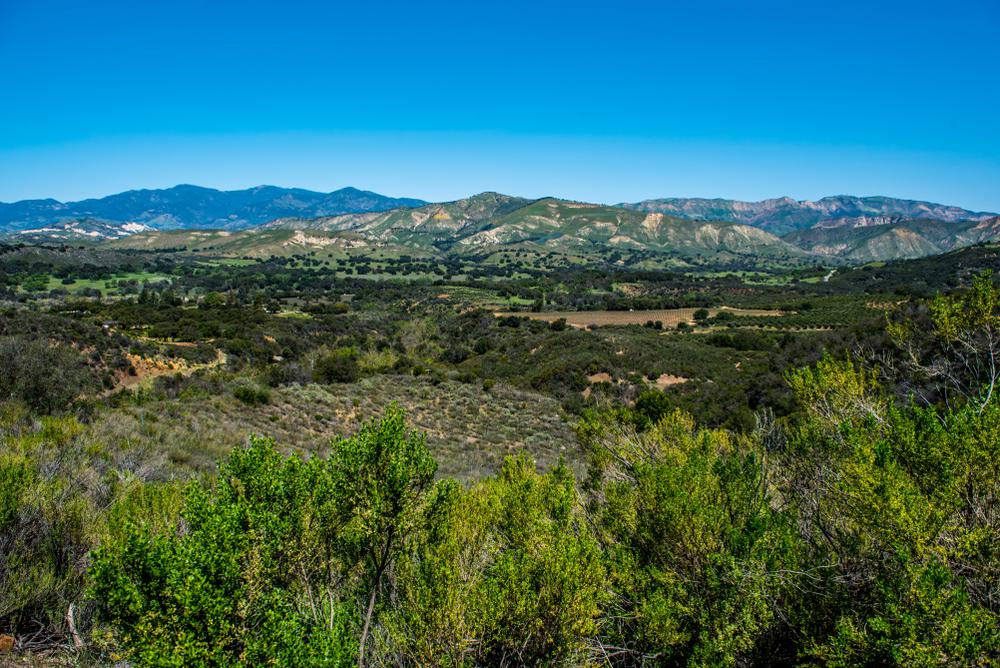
[3,186,998,264]
[784,216,1000,262]
[618,195,995,236]
[0,185,426,232]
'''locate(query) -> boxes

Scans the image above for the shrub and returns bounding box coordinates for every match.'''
[262,361,310,387]
[0,337,98,413]
[313,347,360,384]
[633,389,672,428]
[90,436,357,666]
[584,409,789,665]
[387,457,605,666]
[231,378,271,405]
[0,416,106,640]
[713,310,735,323]
[89,406,436,667]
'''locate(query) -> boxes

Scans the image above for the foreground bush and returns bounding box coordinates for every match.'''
[0,406,182,647]
[583,410,795,665]
[90,404,439,666]
[7,278,1000,665]
[87,406,605,667]
[386,457,605,665]
[0,336,98,413]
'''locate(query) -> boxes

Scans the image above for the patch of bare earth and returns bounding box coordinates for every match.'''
[112,348,226,391]
[497,306,783,329]
[654,373,688,390]
[867,300,906,310]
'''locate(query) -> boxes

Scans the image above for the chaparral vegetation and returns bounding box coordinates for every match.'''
[2,233,1000,666]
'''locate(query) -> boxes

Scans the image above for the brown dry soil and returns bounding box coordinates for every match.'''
[497,306,782,328]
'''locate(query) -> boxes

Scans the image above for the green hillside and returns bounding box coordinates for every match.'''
[455,198,806,258]
[86,194,1000,268]
[256,194,810,267]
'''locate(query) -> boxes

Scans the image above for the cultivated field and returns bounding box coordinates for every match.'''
[499,306,783,328]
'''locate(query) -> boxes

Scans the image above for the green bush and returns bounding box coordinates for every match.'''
[314,347,360,384]
[90,434,358,666]
[89,406,436,666]
[584,410,790,664]
[387,457,605,666]
[0,337,98,413]
[231,378,271,405]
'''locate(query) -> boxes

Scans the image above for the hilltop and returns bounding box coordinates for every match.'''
[785,216,1000,262]
[259,193,807,266]
[618,195,995,235]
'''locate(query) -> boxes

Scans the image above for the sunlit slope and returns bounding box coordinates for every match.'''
[264,194,805,261]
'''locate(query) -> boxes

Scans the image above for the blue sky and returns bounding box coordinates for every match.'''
[1,0,998,209]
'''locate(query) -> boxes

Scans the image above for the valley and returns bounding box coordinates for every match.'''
[3,188,999,666]
[4,0,997,661]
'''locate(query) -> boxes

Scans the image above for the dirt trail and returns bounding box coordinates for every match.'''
[498,306,783,329]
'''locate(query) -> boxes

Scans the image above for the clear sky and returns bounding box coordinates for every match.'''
[1,0,998,210]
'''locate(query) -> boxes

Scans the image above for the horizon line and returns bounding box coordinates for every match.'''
[3,182,996,214]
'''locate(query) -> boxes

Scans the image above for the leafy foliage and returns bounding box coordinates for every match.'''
[314,347,361,384]
[5,246,1000,665]
[0,336,99,412]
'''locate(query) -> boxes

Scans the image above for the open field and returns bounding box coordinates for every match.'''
[498,306,784,328]
[41,271,172,294]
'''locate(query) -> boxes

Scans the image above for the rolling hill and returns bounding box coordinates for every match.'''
[261,193,806,262]
[106,228,366,257]
[453,198,804,258]
[265,192,533,246]
[9,219,154,242]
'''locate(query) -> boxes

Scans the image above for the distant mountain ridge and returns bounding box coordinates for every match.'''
[11,219,155,242]
[5,186,999,265]
[618,195,996,236]
[785,216,1000,262]
[0,185,427,232]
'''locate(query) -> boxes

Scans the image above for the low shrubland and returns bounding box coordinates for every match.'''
[1,278,998,665]
[4,244,1000,665]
